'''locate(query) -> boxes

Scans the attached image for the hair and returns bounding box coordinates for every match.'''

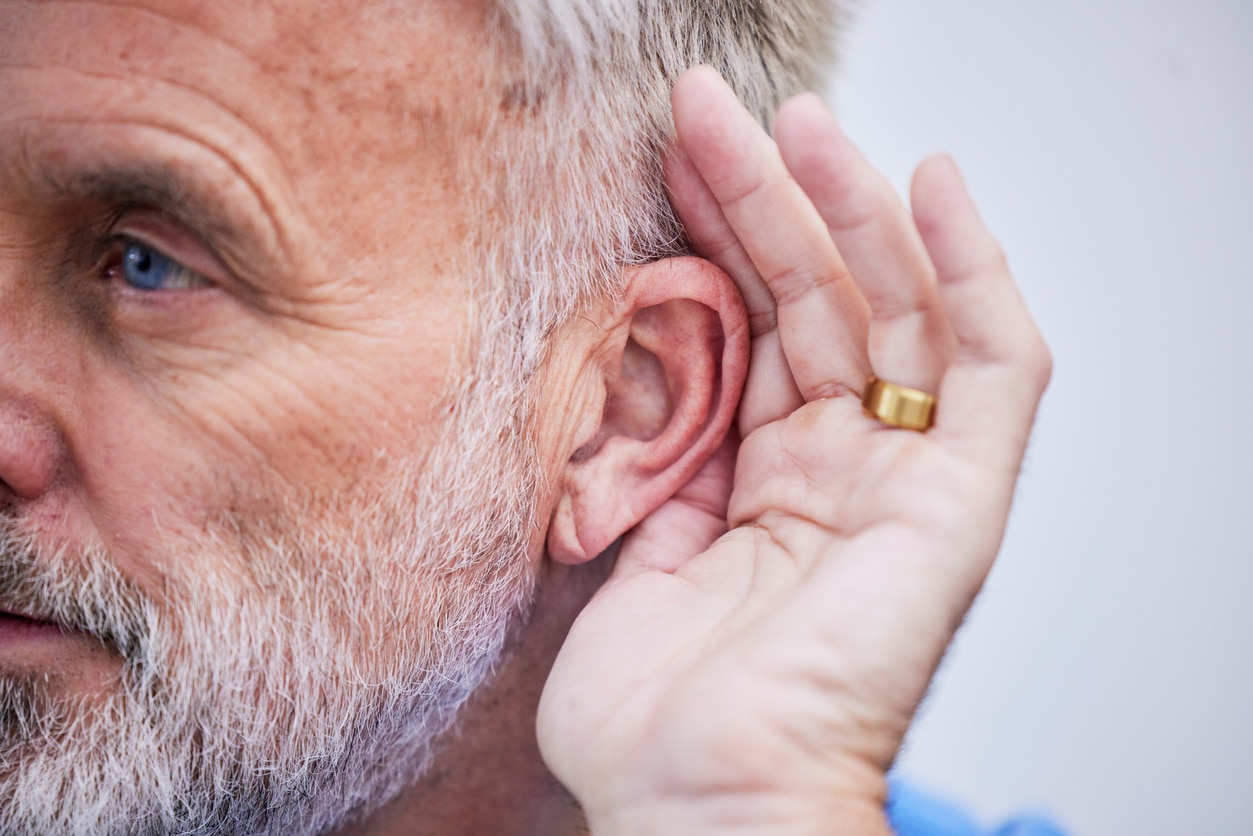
[0,5,847,834]
[449,0,844,415]
[0,399,540,835]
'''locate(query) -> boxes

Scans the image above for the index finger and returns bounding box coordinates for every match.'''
[671,66,872,408]
[665,145,806,434]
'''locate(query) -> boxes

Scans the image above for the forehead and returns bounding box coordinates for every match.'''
[0,0,494,244]
[1,0,490,114]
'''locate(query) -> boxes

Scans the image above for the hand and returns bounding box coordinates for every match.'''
[537,66,1051,834]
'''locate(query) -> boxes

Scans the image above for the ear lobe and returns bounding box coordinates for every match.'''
[546,257,748,565]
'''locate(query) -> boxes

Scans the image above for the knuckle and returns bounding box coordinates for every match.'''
[747,306,779,337]
[936,234,1008,288]
[1030,339,1055,391]
[769,261,841,307]
[1012,328,1053,392]
[969,237,1011,282]
[714,163,785,214]
[821,180,881,236]
[803,379,863,403]
[870,285,943,324]
[987,238,1011,272]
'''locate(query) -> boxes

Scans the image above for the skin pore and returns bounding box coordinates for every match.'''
[0,0,745,832]
[2,0,1052,833]
[3,0,567,831]
[0,0,486,684]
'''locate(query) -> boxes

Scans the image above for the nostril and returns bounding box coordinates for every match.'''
[0,401,62,501]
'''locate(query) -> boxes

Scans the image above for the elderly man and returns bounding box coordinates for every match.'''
[0,0,1050,834]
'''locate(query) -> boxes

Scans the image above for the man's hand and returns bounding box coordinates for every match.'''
[537,66,1051,834]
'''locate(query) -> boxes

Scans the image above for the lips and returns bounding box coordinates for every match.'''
[0,609,64,637]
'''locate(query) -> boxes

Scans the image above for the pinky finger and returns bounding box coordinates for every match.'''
[912,155,1053,467]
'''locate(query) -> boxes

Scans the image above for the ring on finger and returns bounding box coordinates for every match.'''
[862,376,937,432]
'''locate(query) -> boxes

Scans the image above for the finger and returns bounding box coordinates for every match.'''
[911,155,1053,465]
[776,95,956,395]
[672,66,872,406]
[665,146,805,434]
[665,145,776,338]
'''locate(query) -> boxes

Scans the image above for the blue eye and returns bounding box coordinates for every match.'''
[120,241,206,291]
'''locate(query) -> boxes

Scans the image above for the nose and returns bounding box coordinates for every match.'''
[0,397,61,501]
[0,243,64,504]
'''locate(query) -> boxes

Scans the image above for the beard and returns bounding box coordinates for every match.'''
[0,379,542,835]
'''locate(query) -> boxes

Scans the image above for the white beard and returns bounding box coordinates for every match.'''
[0,393,541,835]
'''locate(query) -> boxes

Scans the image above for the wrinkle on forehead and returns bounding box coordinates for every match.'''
[168,0,489,114]
[10,0,495,168]
[4,0,499,290]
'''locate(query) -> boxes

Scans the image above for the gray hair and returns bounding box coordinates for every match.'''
[454,0,843,400]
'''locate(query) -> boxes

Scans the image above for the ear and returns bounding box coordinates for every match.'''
[545,257,748,565]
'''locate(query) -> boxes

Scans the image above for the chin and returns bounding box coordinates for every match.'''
[0,407,541,835]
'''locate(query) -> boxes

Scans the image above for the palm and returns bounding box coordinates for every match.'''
[538,67,1050,831]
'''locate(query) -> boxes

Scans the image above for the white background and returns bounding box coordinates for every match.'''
[829,1,1253,833]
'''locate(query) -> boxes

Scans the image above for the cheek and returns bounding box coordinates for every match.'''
[61,337,453,590]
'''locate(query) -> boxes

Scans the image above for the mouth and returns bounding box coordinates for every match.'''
[0,604,133,688]
[0,609,65,640]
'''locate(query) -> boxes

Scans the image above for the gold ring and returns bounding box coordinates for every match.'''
[862,376,937,432]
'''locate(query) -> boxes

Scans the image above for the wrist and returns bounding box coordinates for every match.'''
[584,789,893,836]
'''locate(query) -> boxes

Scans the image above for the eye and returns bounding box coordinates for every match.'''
[113,239,210,291]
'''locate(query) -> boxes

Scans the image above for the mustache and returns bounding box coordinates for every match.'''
[0,518,153,664]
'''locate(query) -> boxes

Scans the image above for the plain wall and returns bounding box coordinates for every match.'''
[828,1,1253,833]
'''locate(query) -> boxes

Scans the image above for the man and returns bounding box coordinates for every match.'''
[0,0,1051,833]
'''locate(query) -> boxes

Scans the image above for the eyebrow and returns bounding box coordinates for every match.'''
[40,162,283,275]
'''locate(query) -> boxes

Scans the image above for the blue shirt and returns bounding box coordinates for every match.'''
[887,778,1067,836]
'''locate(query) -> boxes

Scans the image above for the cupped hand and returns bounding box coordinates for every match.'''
[538,65,1051,834]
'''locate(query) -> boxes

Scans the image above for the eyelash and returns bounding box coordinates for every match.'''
[101,236,211,293]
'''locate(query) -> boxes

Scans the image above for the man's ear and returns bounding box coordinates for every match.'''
[546,257,748,565]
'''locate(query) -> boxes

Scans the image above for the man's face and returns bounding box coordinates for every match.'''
[0,0,546,831]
